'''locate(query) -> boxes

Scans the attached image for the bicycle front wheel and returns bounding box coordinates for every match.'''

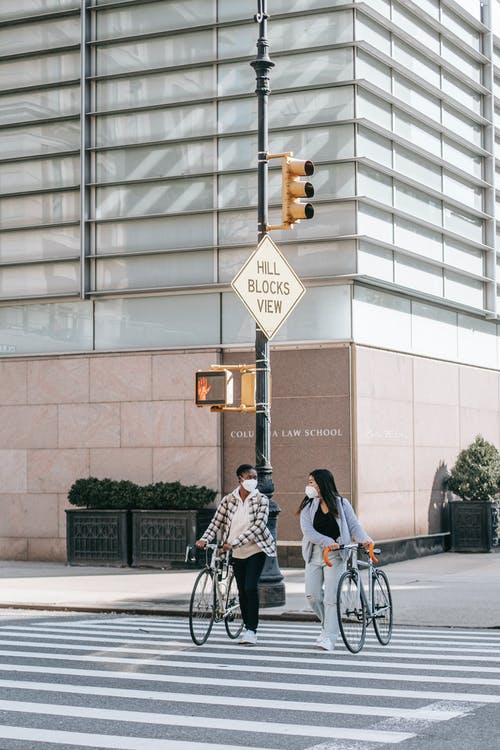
[372,569,393,645]
[189,569,215,646]
[337,570,367,653]
[224,571,244,639]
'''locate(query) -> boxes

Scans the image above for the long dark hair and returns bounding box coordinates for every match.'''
[297,468,341,517]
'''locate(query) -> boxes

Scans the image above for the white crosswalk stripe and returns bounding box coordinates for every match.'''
[0,614,499,750]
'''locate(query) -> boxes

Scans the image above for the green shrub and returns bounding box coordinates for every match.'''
[68,477,216,511]
[447,435,500,502]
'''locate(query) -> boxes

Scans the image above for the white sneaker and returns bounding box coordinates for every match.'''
[239,629,257,646]
[314,628,325,646]
[316,635,333,652]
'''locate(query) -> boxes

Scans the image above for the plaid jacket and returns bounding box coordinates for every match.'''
[201,488,276,557]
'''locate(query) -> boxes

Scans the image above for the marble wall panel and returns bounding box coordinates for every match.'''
[153,446,219,490]
[28,358,89,404]
[28,449,89,494]
[89,448,153,485]
[121,401,184,447]
[0,494,59,537]
[58,403,121,448]
[357,491,414,540]
[153,350,219,401]
[0,450,27,493]
[0,360,27,404]
[0,405,57,449]
[90,354,152,402]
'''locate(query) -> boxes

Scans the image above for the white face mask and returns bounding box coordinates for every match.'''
[241,478,258,492]
[305,485,319,499]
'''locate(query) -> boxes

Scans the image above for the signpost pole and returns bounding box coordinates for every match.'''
[250,0,285,607]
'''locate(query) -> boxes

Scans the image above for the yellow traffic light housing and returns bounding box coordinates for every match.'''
[266,151,315,230]
[282,156,314,226]
[240,371,256,409]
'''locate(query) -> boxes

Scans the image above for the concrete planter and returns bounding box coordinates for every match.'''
[449,500,493,553]
[131,508,215,568]
[66,509,131,566]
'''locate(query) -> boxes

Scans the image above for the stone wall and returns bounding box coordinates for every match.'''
[0,350,220,561]
[355,345,500,541]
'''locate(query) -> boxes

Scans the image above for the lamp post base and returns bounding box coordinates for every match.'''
[259,579,286,608]
[258,497,286,608]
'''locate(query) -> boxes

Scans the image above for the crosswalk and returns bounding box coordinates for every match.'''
[0,613,499,750]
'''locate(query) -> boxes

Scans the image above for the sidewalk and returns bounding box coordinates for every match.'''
[0,551,499,628]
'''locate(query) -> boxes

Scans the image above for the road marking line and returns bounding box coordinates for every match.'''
[0,662,498,703]
[1,626,499,662]
[0,637,499,673]
[0,699,416,743]
[0,678,463,721]
[1,647,500,687]
[0,725,273,750]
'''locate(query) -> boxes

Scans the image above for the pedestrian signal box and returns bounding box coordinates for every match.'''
[194,365,259,412]
[195,370,233,407]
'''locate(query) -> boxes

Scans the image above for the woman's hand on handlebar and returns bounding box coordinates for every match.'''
[222,542,232,552]
[325,542,340,551]
[195,539,207,549]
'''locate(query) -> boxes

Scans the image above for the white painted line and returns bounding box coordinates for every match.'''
[0,699,416,744]
[14,620,499,660]
[0,677,463,722]
[1,647,500,688]
[1,637,499,674]
[2,626,500,662]
[93,619,500,641]
[0,725,272,750]
[0,662,498,704]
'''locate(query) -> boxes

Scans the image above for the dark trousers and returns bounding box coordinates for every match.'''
[231,551,266,633]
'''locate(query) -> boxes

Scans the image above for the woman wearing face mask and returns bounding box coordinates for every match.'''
[196,463,276,645]
[298,468,372,652]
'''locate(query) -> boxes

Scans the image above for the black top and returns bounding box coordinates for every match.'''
[313,504,340,540]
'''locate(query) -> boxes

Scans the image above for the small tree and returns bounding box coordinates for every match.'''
[447,435,500,502]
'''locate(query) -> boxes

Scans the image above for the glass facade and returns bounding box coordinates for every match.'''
[0,0,499,365]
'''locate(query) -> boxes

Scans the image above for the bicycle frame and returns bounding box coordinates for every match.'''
[325,542,393,652]
[186,544,243,645]
[324,543,379,618]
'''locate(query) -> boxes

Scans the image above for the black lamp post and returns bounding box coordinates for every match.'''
[250,0,285,607]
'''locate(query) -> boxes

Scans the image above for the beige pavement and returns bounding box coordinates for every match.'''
[0,551,499,628]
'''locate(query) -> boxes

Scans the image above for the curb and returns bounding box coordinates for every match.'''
[0,602,317,621]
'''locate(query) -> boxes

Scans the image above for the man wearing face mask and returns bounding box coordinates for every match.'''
[196,463,276,645]
[297,468,372,652]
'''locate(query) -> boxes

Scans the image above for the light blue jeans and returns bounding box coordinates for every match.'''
[305,544,345,646]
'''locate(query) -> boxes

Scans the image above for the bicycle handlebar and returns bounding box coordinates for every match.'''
[323,542,379,567]
[185,543,231,565]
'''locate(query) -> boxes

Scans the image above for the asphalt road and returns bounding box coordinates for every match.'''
[0,610,498,750]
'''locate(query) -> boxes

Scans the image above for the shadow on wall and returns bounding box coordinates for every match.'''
[427,460,451,534]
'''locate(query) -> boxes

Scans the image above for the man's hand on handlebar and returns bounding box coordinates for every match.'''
[195,539,207,549]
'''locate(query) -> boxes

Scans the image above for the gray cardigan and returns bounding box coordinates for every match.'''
[300,496,372,563]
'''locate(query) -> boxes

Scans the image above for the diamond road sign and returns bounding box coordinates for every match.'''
[231,234,306,339]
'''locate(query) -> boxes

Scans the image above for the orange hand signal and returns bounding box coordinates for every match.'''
[197,376,212,401]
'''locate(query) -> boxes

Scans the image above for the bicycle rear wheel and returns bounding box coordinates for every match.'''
[337,570,367,653]
[189,569,215,645]
[224,571,244,639]
[372,569,393,645]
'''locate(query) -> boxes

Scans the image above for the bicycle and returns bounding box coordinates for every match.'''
[324,542,393,653]
[185,544,244,646]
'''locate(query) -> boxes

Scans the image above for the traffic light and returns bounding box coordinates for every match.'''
[195,370,233,407]
[240,371,256,410]
[282,156,314,227]
[266,152,315,231]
